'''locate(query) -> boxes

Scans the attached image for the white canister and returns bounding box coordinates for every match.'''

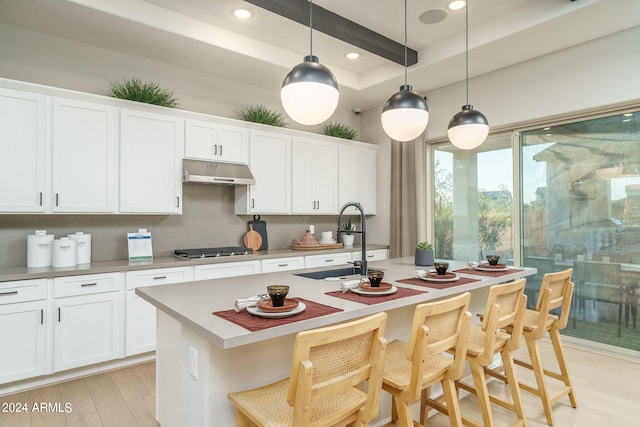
[52,237,77,268]
[68,232,91,264]
[27,230,54,268]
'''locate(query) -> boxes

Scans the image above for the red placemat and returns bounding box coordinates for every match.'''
[213,298,342,332]
[396,276,480,289]
[452,268,523,277]
[325,286,426,305]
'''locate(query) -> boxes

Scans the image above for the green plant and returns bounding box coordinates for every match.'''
[321,122,357,140]
[236,105,287,127]
[416,242,433,250]
[107,77,178,108]
[342,218,353,235]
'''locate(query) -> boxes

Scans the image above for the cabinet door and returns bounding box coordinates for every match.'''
[120,109,183,214]
[52,98,116,212]
[237,130,291,214]
[313,140,339,214]
[0,301,47,383]
[261,256,305,273]
[291,137,315,213]
[185,119,217,160]
[217,124,248,163]
[194,260,261,280]
[338,143,376,215]
[304,252,352,268]
[0,88,47,212]
[126,290,156,355]
[54,292,123,372]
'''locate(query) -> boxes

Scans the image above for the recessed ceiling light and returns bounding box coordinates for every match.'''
[419,9,448,24]
[232,8,252,20]
[345,52,360,60]
[448,1,466,11]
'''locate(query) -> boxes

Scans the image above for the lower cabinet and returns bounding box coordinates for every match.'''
[194,260,261,280]
[261,256,304,273]
[125,266,193,356]
[0,300,47,383]
[54,291,123,372]
[304,252,353,268]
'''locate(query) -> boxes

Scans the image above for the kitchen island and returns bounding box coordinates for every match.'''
[136,257,536,426]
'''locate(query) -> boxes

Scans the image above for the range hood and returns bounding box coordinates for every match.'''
[182,159,255,185]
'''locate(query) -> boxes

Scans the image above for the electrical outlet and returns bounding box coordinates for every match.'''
[309,225,315,234]
[189,346,198,380]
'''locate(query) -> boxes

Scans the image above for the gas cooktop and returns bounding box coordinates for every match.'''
[174,246,251,259]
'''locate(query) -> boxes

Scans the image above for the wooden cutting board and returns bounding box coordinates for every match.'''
[243,224,262,252]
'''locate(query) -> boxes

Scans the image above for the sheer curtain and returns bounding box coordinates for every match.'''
[389,139,427,258]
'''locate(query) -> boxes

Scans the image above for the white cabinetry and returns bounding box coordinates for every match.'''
[185,119,248,163]
[194,260,261,280]
[304,252,352,268]
[120,109,183,214]
[354,248,388,262]
[0,88,47,213]
[236,130,291,214]
[52,97,116,213]
[338,143,377,215]
[291,137,338,214]
[53,273,123,372]
[0,279,47,383]
[125,266,193,356]
[261,257,305,273]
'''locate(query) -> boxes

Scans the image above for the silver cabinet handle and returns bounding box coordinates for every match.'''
[81,282,97,287]
[177,196,181,208]
[153,276,168,280]
[41,309,44,325]
[278,264,288,267]
[55,193,59,206]
[58,307,61,322]
[0,290,18,296]
[251,198,255,209]
[325,259,334,263]
[39,192,43,206]
[214,144,218,155]
[316,200,319,210]
[219,144,223,156]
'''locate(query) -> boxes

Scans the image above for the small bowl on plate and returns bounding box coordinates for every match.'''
[267,285,289,307]
[433,262,449,275]
[486,255,501,266]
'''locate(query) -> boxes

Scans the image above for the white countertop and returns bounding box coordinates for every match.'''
[136,257,536,349]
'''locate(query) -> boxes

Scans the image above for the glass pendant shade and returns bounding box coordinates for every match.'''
[381,85,429,141]
[281,55,339,125]
[448,104,489,150]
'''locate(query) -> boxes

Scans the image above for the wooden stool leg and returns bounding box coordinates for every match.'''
[393,397,414,427]
[469,361,494,427]
[442,378,464,427]
[549,328,577,408]
[501,350,527,426]
[525,335,553,425]
[391,396,398,425]
[420,386,430,425]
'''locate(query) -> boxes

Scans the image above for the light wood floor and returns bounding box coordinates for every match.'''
[1,341,638,427]
[0,362,157,427]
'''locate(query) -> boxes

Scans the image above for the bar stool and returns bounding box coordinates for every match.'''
[228,312,387,427]
[424,279,528,427]
[487,268,577,425]
[382,292,471,427]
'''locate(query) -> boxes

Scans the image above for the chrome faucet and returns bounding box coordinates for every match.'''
[337,202,367,277]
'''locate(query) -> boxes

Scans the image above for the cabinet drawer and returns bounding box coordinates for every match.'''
[194,260,261,280]
[353,249,388,262]
[261,257,304,273]
[0,279,47,305]
[304,252,352,268]
[54,272,121,297]
[126,266,193,290]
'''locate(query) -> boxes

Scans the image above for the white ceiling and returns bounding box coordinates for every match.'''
[1,0,639,110]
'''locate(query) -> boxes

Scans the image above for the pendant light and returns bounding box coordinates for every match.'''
[448,0,489,150]
[281,0,339,126]
[381,0,429,142]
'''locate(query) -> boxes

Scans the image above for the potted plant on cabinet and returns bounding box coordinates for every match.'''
[342,218,355,248]
[415,241,434,266]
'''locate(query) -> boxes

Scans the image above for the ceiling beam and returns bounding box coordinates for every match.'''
[244,0,417,66]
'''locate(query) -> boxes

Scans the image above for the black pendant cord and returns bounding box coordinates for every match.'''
[404,0,408,86]
[465,0,469,106]
[309,0,313,56]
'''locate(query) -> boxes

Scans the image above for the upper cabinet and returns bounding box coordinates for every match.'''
[185,119,248,164]
[338,142,377,215]
[52,98,117,213]
[0,88,47,213]
[291,136,338,214]
[235,129,291,214]
[120,109,183,214]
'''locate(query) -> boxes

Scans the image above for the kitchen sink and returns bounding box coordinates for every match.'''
[295,266,361,280]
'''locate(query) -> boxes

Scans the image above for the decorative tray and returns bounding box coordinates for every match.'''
[291,240,344,250]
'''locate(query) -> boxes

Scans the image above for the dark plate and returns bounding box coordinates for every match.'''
[256,298,299,312]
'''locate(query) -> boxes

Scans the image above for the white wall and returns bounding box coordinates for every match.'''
[422,26,640,140]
